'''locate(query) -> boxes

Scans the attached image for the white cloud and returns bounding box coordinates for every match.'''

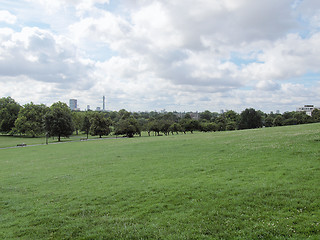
[0,10,17,24]
[1,0,320,112]
[242,33,320,82]
[255,80,280,91]
[69,11,130,50]
[25,0,110,14]
[0,26,94,90]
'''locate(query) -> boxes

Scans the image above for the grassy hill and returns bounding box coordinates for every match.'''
[1,124,320,239]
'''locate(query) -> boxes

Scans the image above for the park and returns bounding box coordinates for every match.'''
[1,122,320,239]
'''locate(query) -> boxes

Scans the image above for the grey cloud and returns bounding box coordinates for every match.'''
[110,0,299,91]
[164,0,296,49]
[0,27,94,89]
[255,80,280,91]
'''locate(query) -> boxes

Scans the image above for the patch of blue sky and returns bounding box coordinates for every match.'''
[289,72,320,86]
[226,51,264,67]
[24,21,50,30]
[238,86,254,91]
[95,1,120,13]
[0,23,22,32]
[291,0,303,10]
[290,1,320,39]
[86,44,118,61]
[291,16,313,39]
[0,0,24,10]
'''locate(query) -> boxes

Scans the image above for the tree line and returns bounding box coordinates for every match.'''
[1,96,320,141]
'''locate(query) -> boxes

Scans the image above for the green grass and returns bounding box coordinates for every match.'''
[0,134,119,149]
[1,124,320,239]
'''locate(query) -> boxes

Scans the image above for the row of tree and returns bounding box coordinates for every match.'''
[1,97,320,141]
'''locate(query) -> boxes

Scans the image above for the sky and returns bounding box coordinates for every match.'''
[0,0,320,113]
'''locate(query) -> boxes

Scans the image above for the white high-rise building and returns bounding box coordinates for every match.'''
[69,99,77,111]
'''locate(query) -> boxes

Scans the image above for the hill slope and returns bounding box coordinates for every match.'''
[1,124,320,239]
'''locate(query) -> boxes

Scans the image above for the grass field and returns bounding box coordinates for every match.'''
[0,134,119,149]
[1,124,320,239]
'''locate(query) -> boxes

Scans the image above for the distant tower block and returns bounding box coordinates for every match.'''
[103,96,106,111]
[69,99,77,111]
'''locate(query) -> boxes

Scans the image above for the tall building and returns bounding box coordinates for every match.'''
[103,96,105,111]
[69,99,77,111]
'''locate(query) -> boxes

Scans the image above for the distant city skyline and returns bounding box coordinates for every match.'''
[68,97,319,115]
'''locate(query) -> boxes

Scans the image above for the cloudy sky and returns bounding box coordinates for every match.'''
[0,0,320,113]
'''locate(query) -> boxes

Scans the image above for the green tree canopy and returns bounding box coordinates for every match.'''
[273,115,285,126]
[169,122,182,134]
[146,119,161,136]
[238,108,263,130]
[199,110,212,121]
[81,114,92,139]
[44,101,74,141]
[118,109,131,120]
[160,120,173,135]
[265,115,275,127]
[114,117,140,138]
[14,102,48,137]
[0,96,20,133]
[179,119,199,133]
[225,110,239,123]
[312,108,320,122]
[90,113,112,138]
[294,111,311,124]
[72,112,84,135]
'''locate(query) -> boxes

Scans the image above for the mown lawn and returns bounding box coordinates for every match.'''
[0,134,119,149]
[0,124,320,239]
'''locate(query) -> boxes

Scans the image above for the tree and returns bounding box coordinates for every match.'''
[265,115,275,127]
[14,102,48,137]
[312,109,320,122]
[90,113,112,138]
[114,117,140,137]
[225,110,239,124]
[214,115,226,131]
[200,110,212,121]
[169,123,182,134]
[160,120,173,135]
[273,115,284,126]
[282,111,295,120]
[226,121,237,131]
[146,120,161,136]
[0,96,20,133]
[184,113,192,119]
[44,101,74,142]
[118,109,131,120]
[72,112,84,135]
[283,118,297,126]
[199,121,217,132]
[294,111,311,124]
[238,108,263,130]
[163,112,179,122]
[82,114,91,139]
[180,119,199,133]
